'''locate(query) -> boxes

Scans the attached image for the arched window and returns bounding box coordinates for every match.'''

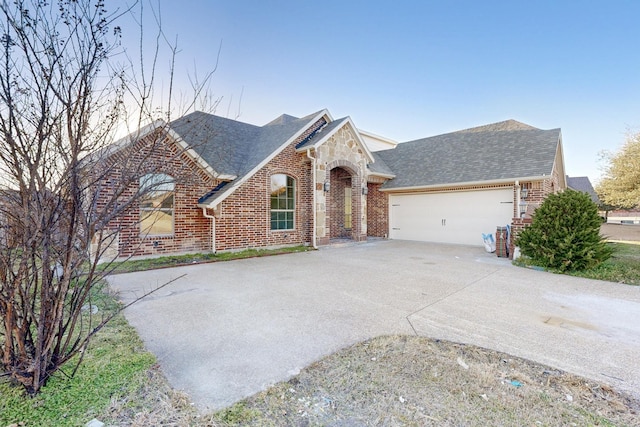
[139,173,174,236]
[270,174,295,230]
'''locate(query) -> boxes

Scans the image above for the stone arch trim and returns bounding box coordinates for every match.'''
[326,159,361,176]
[324,159,366,242]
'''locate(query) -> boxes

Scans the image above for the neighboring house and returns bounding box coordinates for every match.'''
[565,175,640,225]
[565,175,640,224]
[96,110,566,258]
[566,176,600,205]
[606,210,640,225]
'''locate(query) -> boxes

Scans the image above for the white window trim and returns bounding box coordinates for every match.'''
[139,173,175,238]
[270,174,295,231]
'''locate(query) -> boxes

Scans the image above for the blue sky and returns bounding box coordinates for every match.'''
[117,1,640,183]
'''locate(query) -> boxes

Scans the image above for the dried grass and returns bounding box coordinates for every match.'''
[104,336,639,426]
[214,336,639,426]
[101,365,217,426]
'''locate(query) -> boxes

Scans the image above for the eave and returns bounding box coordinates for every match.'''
[379,175,551,193]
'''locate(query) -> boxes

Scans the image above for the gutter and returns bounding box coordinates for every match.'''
[378,175,550,193]
[367,172,396,180]
[306,148,318,249]
[201,207,217,254]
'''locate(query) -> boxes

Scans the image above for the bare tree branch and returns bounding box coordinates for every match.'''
[0,0,218,394]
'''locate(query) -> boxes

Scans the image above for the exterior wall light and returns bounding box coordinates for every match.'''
[362,187,368,195]
[323,181,330,192]
[519,201,528,217]
[521,187,529,199]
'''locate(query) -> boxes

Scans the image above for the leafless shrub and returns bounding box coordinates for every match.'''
[0,0,216,394]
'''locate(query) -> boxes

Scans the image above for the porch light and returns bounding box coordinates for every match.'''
[521,187,529,199]
[519,201,528,217]
[362,187,368,195]
[323,181,330,192]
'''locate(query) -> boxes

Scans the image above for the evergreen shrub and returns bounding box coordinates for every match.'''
[515,190,611,271]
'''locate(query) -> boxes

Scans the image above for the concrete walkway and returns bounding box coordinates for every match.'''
[107,240,640,412]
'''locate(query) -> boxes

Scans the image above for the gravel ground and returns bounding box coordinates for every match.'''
[601,223,640,241]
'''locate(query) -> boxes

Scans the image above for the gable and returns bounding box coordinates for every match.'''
[377,121,562,190]
[86,119,232,183]
[359,129,398,152]
[195,110,331,208]
[295,117,375,164]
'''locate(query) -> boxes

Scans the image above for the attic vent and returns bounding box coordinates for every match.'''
[294,118,328,149]
[197,181,229,204]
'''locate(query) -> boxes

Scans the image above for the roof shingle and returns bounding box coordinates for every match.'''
[377,120,561,190]
[567,176,600,204]
[169,110,322,178]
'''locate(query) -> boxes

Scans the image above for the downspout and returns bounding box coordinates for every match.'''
[306,148,318,249]
[515,180,520,218]
[513,181,520,259]
[201,207,216,254]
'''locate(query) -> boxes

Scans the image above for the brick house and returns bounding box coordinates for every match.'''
[96,109,566,258]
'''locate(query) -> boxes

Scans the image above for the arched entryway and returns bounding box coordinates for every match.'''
[310,122,372,246]
[324,161,364,242]
[328,167,354,239]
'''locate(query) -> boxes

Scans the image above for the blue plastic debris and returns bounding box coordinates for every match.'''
[510,380,523,387]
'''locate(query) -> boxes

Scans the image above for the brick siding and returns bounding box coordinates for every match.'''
[212,118,329,251]
[97,131,219,258]
[366,183,388,237]
[214,142,313,251]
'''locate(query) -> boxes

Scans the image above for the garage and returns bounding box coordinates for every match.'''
[389,188,514,246]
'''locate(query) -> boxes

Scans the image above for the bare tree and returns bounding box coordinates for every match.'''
[0,0,215,394]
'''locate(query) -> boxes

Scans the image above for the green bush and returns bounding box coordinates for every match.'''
[515,190,612,272]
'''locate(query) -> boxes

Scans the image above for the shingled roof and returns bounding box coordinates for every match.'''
[567,176,600,204]
[170,110,322,178]
[168,110,327,207]
[376,120,562,190]
[368,152,395,177]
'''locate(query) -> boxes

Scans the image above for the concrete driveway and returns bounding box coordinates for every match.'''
[107,240,640,412]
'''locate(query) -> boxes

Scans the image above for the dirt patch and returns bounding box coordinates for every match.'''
[101,365,203,426]
[102,336,640,426]
[212,336,639,426]
[601,223,640,242]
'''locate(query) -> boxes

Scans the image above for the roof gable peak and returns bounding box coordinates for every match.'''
[265,114,299,126]
[457,119,539,134]
[264,110,331,127]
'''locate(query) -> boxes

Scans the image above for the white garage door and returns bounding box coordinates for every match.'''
[389,188,514,246]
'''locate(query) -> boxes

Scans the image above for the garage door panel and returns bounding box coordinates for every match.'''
[389,189,513,246]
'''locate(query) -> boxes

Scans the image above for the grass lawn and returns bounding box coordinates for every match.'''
[0,286,157,427]
[570,242,640,285]
[515,242,640,285]
[98,245,312,274]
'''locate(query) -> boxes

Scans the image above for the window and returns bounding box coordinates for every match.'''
[139,173,174,236]
[344,187,352,229]
[270,174,295,230]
